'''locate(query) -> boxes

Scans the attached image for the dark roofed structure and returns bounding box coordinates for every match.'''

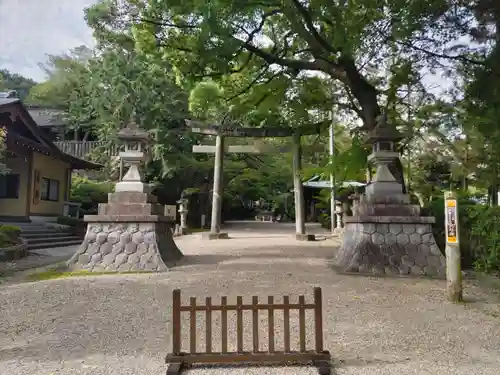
[0,90,19,98]
[0,98,101,170]
[26,106,67,127]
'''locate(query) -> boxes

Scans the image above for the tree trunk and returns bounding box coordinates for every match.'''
[335,57,407,193]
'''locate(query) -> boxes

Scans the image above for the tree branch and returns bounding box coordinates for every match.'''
[395,39,485,66]
[141,17,198,29]
[236,38,323,71]
[226,65,271,101]
[289,0,339,55]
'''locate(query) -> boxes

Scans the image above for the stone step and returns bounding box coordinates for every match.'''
[27,236,80,245]
[27,239,82,251]
[1,223,49,230]
[359,194,411,205]
[354,204,421,217]
[19,227,67,234]
[21,231,73,239]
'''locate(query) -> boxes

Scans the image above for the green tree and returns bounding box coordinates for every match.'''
[0,69,37,100]
[83,0,484,188]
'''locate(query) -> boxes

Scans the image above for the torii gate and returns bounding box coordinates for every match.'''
[186,120,326,241]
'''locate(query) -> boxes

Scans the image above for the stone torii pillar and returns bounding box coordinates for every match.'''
[209,134,227,239]
[67,120,183,272]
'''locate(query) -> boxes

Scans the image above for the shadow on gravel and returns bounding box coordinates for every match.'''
[186,362,337,374]
[174,245,335,268]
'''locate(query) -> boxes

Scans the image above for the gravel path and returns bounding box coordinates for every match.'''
[1,222,500,375]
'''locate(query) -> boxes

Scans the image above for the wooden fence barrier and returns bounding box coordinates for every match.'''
[165,287,331,374]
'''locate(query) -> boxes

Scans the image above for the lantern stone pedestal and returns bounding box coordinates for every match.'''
[67,121,183,272]
[331,116,445,278]
[67,192,183,272]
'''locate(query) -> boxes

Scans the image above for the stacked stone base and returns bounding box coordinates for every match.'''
[68,219,183,272]
[332,219,446,278]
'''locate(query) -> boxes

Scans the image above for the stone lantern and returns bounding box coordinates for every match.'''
[67,118,183,273]
[330,113,445,278]
[115,121,152,193]
[177,193,189,235]
[363,114,404,199]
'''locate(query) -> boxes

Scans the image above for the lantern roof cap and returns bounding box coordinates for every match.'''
[117,120,151,143]
[363,113,404,144]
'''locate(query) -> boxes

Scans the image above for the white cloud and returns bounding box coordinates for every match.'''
[0,0,97,82]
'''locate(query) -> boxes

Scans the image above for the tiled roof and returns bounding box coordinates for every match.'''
[27,108,66,127]
[0,90,18,98]
[0,98,20,106]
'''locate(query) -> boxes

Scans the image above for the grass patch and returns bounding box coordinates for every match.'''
[475,272,500,292]
[26,269,156,282]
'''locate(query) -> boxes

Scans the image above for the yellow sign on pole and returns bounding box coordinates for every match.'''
[445,198,458,244]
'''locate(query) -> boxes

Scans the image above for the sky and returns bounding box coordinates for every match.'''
[0,0,451,98]
[0,0,97,82]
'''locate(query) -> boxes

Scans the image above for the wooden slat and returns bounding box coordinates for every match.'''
[252,296,259,352]
[179,303,316,312]
[268,296,275,353]
[206,297,212,353]
[166,351,331,365]
[190,297,197,353]
[172,289,181,354]
[236,296,243,352]
[298,295,306,353]
[283,296,290,352]
[221,296,228,353]
[314,287,323,352]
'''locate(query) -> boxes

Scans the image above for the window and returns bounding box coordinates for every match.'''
[0,174,20,199]
[40,178,59,202]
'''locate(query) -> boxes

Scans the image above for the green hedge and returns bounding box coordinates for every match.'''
[0,224,21,247]
[56,216,82,227]
[425,196,500,273]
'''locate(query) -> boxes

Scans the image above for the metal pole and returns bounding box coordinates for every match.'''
[329,113,336,234]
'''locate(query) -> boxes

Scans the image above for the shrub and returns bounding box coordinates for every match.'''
[467,206,500,273]
[0,224,21,247]
[56,216,81,227]
[70,175,114,215]
[0,231,11,247]
[425,194,500,273]
[0,224,21,237]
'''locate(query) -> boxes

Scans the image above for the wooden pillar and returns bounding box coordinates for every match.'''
[210,135,224,235]
[292,133,306,237]
[444,191,463,302]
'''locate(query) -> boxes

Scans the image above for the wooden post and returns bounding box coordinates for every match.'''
[190,297,197,353]
[298,295,306,352]
[205,297,212,353]
[292,133,306,237]
[252,296,259,352]
[172,289,182,355]
[268,296,275,352]
[313,287,323,352]
[221,296,228,353]
[236,296,243,352]
[210,135,224,235]
[283,295,291,352]
[444,191,463,302]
